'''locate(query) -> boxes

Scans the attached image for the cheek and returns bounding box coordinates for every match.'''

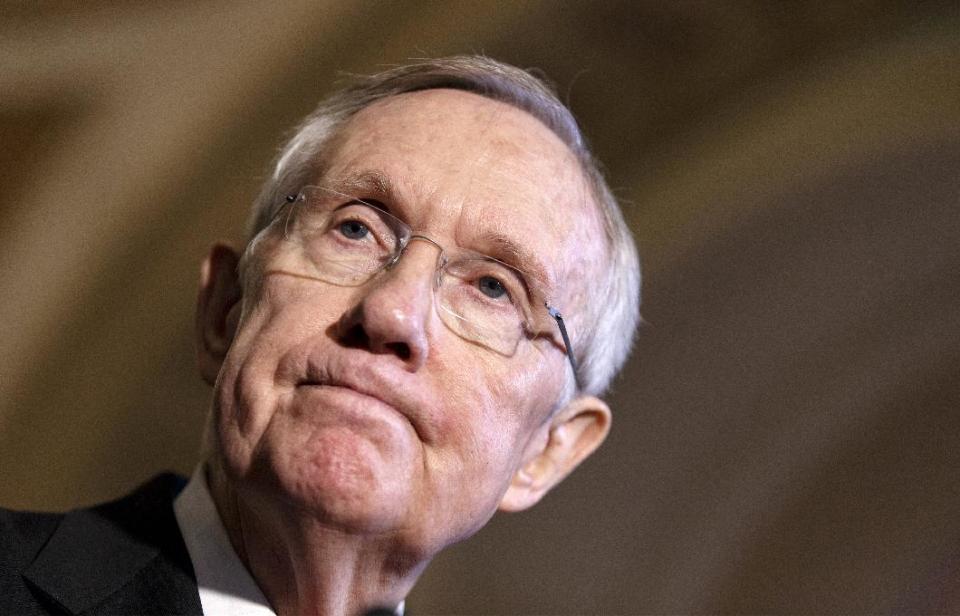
[413,353,558,543]
[212,311,278,477]
[213,282,341,477]
[429,346,558,477]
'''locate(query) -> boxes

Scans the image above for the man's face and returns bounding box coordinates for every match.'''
[205,89,604,555]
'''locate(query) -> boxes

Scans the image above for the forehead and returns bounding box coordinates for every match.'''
[316,89,603,293]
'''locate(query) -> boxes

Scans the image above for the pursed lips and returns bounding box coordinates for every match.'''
[295,358,430,444]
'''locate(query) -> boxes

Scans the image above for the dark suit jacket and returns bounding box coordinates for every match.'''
[0,474,202,615]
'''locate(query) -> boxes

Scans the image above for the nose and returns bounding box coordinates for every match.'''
[334,241,440,371]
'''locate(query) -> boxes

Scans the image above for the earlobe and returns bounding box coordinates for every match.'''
[196,243,242,385]
[499,395,612,512]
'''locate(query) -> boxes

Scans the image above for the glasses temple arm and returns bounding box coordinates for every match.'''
[546,304,583,392]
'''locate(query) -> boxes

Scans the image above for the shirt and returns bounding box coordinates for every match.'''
[173,466,275,616]
[172,465,405,616]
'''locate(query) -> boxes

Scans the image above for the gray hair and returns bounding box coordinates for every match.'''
[248,55,640,397]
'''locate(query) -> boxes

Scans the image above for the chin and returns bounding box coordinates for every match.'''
[251,424,415,533]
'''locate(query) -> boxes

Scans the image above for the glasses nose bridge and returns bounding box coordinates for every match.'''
[390,233,446,285]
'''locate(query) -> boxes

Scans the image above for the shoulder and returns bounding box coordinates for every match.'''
[88,472,188,532]
[0,472,188,554]
[0,507,63,613]
[0,473,194,615]
[0,506,63,570]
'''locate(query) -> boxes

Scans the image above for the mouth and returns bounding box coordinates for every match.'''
[294,377,424,443]
[279,348,434,444]
[295,379,390,412]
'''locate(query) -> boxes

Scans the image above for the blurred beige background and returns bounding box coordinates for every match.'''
[1,1,959,613]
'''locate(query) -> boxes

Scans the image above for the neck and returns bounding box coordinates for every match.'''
[206,460,426,616]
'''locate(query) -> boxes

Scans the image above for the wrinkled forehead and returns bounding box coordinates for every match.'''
[312,89,606,299]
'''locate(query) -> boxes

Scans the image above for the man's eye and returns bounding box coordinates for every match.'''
[338,220,370,240]
[478,276,508,299]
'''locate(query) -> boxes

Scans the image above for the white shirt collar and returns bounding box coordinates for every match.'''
[172,465,405,616]
[173,465,275,616]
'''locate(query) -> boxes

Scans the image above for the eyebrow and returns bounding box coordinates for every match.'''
[315,169,558,297]
[315,170,396,204]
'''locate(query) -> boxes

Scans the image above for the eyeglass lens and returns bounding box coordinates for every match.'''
[279,188,539,356]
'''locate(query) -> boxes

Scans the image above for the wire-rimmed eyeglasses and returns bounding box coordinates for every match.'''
[268,185,582,390]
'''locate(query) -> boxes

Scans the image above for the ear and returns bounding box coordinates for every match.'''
[499,395,612,512]
[196,243,242,385]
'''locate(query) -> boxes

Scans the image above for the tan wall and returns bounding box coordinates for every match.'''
[1,2,958,612]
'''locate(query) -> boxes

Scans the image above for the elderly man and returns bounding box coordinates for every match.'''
[0,56,640,615]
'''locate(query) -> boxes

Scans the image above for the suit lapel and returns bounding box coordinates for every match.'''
[23,474,202,615]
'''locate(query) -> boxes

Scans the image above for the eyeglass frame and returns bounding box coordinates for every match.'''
[267,188,583,392]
